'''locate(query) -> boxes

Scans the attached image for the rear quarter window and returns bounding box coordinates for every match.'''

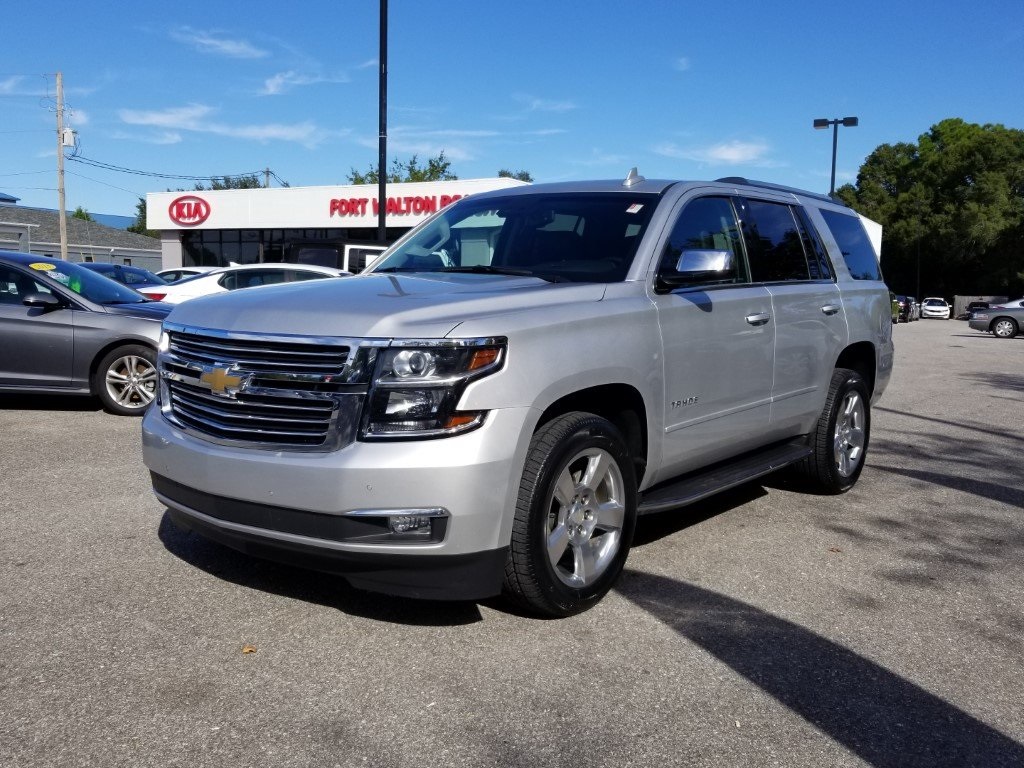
[819,209,882,281]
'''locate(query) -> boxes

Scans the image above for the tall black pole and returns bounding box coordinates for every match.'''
[377,0,388,242]
[830,121,839,197]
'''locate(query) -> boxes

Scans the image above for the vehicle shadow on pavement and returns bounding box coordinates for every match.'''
[958,371,1024,394]
[615,570,1024,768]
[632,484,768,547]
[156,513,485,626]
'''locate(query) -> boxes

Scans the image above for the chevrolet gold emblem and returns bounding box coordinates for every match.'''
[199,366,245,396]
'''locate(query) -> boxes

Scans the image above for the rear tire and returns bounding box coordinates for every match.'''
[503,412,637,617]
[93,344,158,416]
[992,318,1019,339]
[793,368,870,494]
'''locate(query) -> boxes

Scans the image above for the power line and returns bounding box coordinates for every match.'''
[66,154,266,183]
[64,170,145,197]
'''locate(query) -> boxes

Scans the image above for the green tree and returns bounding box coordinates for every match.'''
[198,174,263,191]
[841,118,1024,298]
[71,206,94,222]
[347,152,457,184]
[498,169,534,182]
[127,196,158,237]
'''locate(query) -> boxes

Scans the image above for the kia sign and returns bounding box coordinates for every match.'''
[168,195,211,227]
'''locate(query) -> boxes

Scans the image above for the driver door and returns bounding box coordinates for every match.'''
[0,265,75,387]
[651,196,775,478]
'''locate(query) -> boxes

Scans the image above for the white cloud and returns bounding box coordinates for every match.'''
[118,103,335,147]
[355,135,473,162]
[674,56,691,72]
[0,75,23,94]
[67,108,89,127]
[393,128,501,139]
[514,94,578,113]
[111,130,183,145]
[570,149,629,168]
[170,27,268,59]
[261,70,351,95]
[655,139,773,165]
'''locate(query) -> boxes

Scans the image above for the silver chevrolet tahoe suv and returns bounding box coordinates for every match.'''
[142,172,894,617]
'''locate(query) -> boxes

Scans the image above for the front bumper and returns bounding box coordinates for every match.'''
[921,308,949,319]
[142,405,535,599]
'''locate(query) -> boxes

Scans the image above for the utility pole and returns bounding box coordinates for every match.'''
[264,167,271,188]
[56,71,68,261]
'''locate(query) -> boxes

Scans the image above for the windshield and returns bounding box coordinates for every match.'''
[369,192,659,283]
[26,260,152,304]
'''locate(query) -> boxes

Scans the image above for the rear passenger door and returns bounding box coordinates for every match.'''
[736,197,847,435]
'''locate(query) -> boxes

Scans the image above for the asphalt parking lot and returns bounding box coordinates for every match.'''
[2,318,1022,768]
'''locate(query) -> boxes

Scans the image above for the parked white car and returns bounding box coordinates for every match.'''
[155,266,219,284]
[139,263,349,304]
[920,297,951,319]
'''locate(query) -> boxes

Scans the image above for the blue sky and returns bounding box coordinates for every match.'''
[2,0,1023,217]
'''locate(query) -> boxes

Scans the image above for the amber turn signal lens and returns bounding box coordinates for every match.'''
[467,348,500,370]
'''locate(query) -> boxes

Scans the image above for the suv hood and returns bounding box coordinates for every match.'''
[165,273,607,338]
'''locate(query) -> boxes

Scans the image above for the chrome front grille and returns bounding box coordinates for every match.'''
[168,332,350,376]
[160,323,379,451]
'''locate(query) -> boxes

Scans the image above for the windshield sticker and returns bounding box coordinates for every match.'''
[626,204,644,214]
[29,262,56,271]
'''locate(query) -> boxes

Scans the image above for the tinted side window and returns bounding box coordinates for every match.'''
[658,196,746,284]
[288,270,330,282]
[793,207,834,281]
[819,210,882,281]
[740,200,811,282]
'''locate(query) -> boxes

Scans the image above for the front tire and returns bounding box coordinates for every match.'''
[992,318,1019,338]
[794,368,870,494]
[503,412,637,617]
[93,344,158,416]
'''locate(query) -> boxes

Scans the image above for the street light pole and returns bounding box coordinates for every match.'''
[813,116,859,196]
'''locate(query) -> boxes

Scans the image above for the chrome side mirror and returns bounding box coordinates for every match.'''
[675,249,734,275]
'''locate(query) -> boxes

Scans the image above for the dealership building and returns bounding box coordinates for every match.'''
[146,177,527,273]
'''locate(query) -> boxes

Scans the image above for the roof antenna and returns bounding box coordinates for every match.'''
[623,167,645,187]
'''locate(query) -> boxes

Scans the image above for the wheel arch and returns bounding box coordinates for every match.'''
[990,315,1020,336]
[87,338,158,395]
[535,383,649,485]
[834,341,876,397]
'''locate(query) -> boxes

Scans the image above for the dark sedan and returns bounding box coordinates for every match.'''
[0,250,172,414]
[79,262,169,291]
[968,305,1024,339]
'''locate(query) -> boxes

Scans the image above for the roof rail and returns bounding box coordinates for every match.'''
[713,177,848,207]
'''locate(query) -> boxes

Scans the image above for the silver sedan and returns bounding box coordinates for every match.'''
[968,305,1024,339]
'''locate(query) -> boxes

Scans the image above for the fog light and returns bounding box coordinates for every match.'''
[346,507,449,542]
[389,514,433,534]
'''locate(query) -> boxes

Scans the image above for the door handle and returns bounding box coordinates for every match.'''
[745,313,771,326]
[821,304,841,316]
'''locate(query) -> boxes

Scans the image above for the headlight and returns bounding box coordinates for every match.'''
[361,339,506,439]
